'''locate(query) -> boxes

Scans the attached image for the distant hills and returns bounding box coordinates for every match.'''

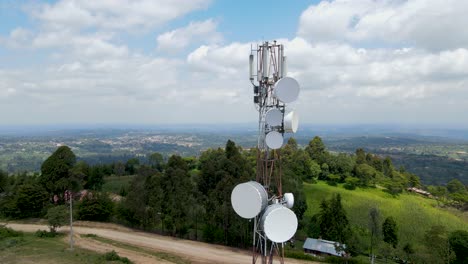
[0,125,467,185]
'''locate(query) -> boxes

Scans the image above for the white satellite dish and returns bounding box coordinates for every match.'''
[273,77,300,103]
[260,204,298,243]
[265,108,283,127]
[231,181,268,219]
[283,193,294,209]
[265,131,283,149]
[284,110,299,133]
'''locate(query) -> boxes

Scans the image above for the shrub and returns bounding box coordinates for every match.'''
[284,251,320,261]
[77,193,114,221]
[325,256,362,264]
[47,205,68,233]
[35,229,57,238]
[81,233,98,238]
[102,250,132,264]
[327,181,338,186]
[0,226,23,239]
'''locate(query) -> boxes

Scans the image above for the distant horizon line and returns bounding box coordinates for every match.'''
[0,123,467,130]
[0,122,468,133]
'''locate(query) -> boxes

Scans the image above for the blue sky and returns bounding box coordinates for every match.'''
[0,0,467,127]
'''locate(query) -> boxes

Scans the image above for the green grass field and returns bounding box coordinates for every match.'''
[102,175,134,194]
[0,232,113,264]
[304,181,468,252]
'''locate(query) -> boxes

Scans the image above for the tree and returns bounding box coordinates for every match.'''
[125,158,140,175]
[449,230,468,264]
[309,160,321,180]
[447,179,466,194]
[382,216,398,248]
[161,155,194,236]
[148,153,164,171]
[47,205,68,233]
[382,157,393,177]
[316,194,350,243]
[14,183,49,218]
[77,193,114,221]
[85,165,105,190]
[0,170,7,193]
[355,164,378,186]
[368,207,381,263]
[40,146,78,198]
[306,136,327,164]
[355,148,366,165]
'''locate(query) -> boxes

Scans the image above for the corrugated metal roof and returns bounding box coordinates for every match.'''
[303,238,346,257]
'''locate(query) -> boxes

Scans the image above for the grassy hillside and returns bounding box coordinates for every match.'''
[303,181,468,252]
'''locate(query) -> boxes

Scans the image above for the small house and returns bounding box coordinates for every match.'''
[303,237,347,257]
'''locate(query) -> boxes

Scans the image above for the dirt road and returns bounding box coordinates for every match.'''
[4,222,317,264]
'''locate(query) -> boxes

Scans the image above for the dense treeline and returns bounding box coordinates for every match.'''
[1,137,467,263]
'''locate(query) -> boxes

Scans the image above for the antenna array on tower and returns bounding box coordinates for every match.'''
[231,41,301,264]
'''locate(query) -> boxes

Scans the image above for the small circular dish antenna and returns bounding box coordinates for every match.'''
[284,110,299,133]
[283,193,294,209]
[231,181,268,219]
[265,108,283,127]
[265,131,283,149]
[273,77,300,103]
[261,204,298,243]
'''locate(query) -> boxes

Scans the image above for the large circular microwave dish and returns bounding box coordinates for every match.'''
[284,111,299,133]
[273,77,300,103]
[231,181,268,219]
[260,204,298,243]
[284,193,294,209]
[265,108,283,127]
[265,131,283,150]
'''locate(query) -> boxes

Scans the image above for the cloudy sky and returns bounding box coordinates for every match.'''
[0,0,467,127]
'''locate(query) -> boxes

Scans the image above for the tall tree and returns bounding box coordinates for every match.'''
[40,146,78,198]
[355,148,366,165]
[382,216,398,248]
[368,207,381,264]
[305,136,327,164]
[316,194,350,243]
[0,170,7,193]
[382,157,393,177]
[161,155,194,236]
[148,152,164,171]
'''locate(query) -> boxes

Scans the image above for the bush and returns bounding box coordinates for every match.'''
[0,226,23,250]
[81,233,98,238]
[102,250,132,264]
[0,226,23,239]
[284,251,320,261]
[325,256,362,264]
[35,229,58,238]
[47,205,68,233]
[77,193,114,221]
[327,181,338,186]
[343,183,356,190]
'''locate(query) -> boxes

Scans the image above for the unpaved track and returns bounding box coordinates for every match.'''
[4,222,316,264]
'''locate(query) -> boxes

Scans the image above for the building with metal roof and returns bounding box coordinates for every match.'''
[303,238,347,257]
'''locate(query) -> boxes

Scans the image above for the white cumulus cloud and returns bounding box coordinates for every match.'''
[298,0,468,50]
[157,19,222,52]
[31,0,211,32]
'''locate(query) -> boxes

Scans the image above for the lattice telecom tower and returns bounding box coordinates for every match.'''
[231,41,300,264]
